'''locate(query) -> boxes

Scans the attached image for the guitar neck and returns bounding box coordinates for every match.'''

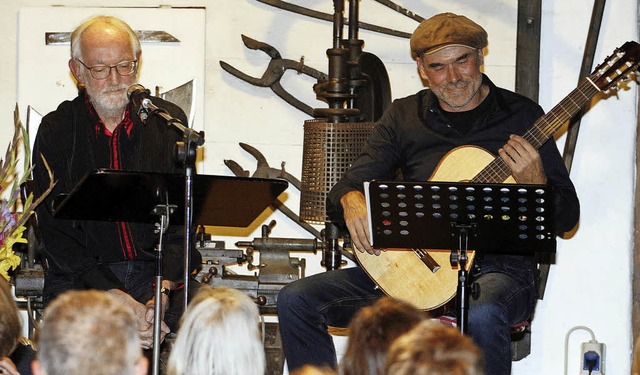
[471,77,600,183]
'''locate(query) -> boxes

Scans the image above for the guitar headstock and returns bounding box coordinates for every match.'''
[590,41,640,92]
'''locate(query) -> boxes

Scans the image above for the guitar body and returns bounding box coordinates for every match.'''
[354,145,513,310]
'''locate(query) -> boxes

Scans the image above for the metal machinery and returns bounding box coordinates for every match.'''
[194,222,317,375]
[300,0,390,271]
[195,222,317,312]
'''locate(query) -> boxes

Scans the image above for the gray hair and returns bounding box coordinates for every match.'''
[35,290,142,375]
[70,15,141,60]
[167,286,266,375]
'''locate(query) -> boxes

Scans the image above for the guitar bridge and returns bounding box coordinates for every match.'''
[414,249,440,273]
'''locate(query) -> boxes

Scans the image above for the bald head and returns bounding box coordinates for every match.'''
[70,15,140,61]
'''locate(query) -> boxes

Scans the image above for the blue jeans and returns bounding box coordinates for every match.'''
[107,260,156,302]
[276,255,538,375]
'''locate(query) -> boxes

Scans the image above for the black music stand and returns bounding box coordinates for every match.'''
[365,180,555,333]
[52,169,288,372]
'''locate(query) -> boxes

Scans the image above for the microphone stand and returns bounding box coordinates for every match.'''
[151,204,170,375]
[136,91,205,375]
[140,96,204,314]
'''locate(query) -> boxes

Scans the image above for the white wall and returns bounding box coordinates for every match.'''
[0,1,636,374]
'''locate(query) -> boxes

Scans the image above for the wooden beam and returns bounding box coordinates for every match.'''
[515,0,541,102]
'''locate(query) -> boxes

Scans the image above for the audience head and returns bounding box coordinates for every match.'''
[291,365,337,375]
[32,290,147,375]
[384,320,484,375]
[167,285,265,375]
[0,278,21,358]
[340,297,427,375]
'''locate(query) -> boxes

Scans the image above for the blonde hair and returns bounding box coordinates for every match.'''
[340,297,427,375]
[0,278,21,357]
[167,286,265,375]
[385,320,484,375]
[35,290,142,375]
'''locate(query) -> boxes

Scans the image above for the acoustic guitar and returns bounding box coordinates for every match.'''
[355,41,640,311]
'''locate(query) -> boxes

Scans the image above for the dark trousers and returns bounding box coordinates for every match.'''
[43,260,198,332]
[276,256,538,375]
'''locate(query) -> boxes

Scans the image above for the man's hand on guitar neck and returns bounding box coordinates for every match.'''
[498,134,548,184]
[340,190,381,256]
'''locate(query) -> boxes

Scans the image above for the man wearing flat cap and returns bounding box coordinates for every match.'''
[277,12,579,375]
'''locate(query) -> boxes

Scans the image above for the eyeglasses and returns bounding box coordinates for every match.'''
[76,59,138,80]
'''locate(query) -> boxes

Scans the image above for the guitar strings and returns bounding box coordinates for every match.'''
[472,78,599,184]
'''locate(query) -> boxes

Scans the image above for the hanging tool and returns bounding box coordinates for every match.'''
[220,35,327,116]
[372,0,424,22]
[255,0,412,39]
[224,144,356,263]
[224,145,321,238]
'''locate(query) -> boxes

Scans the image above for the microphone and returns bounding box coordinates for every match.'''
[127,84,204,145]
[127,84,151,123]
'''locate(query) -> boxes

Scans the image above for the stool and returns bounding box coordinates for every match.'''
[328,316,532,361]
[436,315,532,361]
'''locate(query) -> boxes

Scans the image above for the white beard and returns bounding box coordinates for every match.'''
[86,82,131,119]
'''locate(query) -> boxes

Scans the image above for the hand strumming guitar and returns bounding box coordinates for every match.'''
[340,190,381,256]
[498,134,548,184]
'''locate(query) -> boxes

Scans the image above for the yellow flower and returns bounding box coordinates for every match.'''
[0,105,54,281]
[0,226,25,281]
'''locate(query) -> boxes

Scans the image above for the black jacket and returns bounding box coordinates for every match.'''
[32,91,199,293]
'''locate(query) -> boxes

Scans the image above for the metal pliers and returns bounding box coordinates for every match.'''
[224,143,319,239]
[219,35,327,116]
[225,143,301,190]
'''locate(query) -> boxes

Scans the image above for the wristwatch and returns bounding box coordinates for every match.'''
[160,286,171,296]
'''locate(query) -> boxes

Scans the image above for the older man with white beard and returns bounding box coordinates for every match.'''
[32,15,201,349]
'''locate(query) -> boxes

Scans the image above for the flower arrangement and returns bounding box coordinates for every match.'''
[0,105,54,281]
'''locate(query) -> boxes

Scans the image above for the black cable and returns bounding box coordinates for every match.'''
[584,350,599,374]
